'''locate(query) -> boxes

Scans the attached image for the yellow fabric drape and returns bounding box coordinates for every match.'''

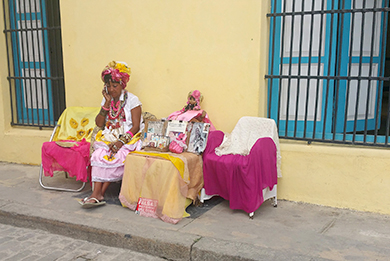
[130,151,187,181]
[120,154,189,221]
[119,152,203,223]
[53,107,100,142]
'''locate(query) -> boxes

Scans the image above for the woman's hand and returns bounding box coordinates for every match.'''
[95,85,111,127]
[102,85,111,106]
[109,140,123,154]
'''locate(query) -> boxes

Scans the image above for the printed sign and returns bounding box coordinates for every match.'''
[135,197,158,214]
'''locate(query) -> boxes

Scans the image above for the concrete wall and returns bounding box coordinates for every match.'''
[0,0,389,215]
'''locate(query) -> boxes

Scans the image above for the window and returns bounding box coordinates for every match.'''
[266,0,390,146]
[2,0,65,128]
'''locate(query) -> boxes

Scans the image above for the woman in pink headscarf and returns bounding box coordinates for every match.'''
[79,61,144,208]
[167,90,215,131]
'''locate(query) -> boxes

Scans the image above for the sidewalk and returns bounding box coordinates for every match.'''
[0,161,390,261]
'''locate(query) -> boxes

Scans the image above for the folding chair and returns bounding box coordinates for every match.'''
[39,106,100,192]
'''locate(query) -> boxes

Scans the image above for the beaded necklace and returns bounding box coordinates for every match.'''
[108,91,128,120]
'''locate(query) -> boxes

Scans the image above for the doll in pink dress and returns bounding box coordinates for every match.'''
[167,90,216,131]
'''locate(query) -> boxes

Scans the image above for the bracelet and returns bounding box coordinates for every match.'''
[99,107,108,117]
[102,106,109,111]
[119,132,133,145]
[126,130,134,138]
[118,136,128,145]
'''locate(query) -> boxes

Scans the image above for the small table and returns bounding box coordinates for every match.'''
[119,151,204,224]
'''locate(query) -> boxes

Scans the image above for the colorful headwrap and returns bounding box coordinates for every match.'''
[101,61,131,89]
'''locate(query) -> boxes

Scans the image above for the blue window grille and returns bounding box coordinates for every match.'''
[266,0,390,147]
[2,0,65,128]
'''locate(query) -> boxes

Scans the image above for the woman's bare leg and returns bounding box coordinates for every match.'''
[101,182,110,196]
[87,181,110,202]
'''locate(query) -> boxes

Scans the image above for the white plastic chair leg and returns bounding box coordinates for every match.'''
[199,188,217,203]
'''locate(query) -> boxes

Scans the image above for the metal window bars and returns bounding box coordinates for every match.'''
[266,0,390,147]
[2,0,65,128]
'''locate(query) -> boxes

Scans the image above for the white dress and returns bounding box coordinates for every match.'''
[90,90,144,183]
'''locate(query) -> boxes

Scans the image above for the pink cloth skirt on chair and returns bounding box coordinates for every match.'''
[41,140,91,182]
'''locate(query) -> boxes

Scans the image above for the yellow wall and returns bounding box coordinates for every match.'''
[0,0,389,215]
[278,142,390,215]
[60,0,267,132]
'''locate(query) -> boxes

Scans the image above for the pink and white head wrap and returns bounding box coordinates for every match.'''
[101,61,131,89]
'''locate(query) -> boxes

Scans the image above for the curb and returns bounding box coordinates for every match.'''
[0,209,327,261]
[0,209,192,260]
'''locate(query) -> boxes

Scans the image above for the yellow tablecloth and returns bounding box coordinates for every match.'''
[118,151,204,224]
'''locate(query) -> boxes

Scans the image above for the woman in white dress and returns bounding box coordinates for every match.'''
[80,61,144,208]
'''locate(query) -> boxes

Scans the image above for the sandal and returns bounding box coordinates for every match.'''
[79,197,106,208]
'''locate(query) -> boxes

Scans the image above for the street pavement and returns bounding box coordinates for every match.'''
[0,223,164,261]
[1,162,390,260]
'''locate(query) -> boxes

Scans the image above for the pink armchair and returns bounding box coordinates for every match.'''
[201,117,281,217]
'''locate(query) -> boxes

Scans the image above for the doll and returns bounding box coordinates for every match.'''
[167,90,216,131]
[169,133,187,153]
[180,90,206,122]
[182,90,202,112]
